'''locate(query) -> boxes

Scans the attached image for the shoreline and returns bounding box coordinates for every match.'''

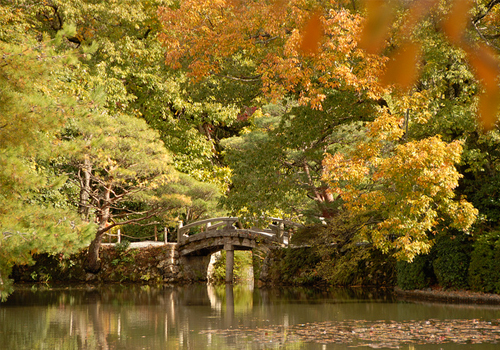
[395,287,500,305]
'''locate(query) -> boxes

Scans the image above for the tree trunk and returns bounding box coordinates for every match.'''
[78,157,92,221]
[84,185,111,273]
[303,160,339,219]
[84,233,104,273]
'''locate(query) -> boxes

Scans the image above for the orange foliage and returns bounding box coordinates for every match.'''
[158,0,386,107]
[358,0,500,130]
[159,1,482,260]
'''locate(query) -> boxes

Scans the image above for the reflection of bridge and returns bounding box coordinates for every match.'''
[177,217,301,283]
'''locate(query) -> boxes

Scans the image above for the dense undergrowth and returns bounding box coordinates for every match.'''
[264,222,500,293]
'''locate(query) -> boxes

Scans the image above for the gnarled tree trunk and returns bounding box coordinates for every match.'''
[84,185,111,273]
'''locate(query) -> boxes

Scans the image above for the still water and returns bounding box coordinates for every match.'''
[1,284,500,350]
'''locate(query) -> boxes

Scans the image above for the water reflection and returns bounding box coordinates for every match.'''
[1,284,500,350]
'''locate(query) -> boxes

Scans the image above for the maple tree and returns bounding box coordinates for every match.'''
[158,0,386,108]
[159,0,386,220]
[159,0,484,260]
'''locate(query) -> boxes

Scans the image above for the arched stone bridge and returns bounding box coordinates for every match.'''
[104,217,302,283]
[176,217,302,282]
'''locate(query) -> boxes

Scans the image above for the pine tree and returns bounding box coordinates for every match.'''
[0,9,93,299]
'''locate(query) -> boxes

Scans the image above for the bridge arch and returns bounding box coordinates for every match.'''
[177,217,301,283]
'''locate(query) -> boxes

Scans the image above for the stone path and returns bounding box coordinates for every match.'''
[102,241,174,248]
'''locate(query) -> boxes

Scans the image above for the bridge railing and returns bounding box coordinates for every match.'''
[176,217,301,245]
[177,217,238,243]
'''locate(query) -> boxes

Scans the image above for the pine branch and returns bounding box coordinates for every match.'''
[97,208,167,235]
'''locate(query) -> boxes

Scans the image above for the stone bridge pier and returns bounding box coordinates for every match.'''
[178,243,238,283]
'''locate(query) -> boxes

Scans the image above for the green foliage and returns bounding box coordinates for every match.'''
[397,231,472,291]
[222,94,375,221]
[114,240,131,255]
[460,131,500,228]
[468,230,500,293]
[396,254,434,290]
[161,173,224,224]
[432,232,472,290]
[280,247,322,285]
[318,246,396,287]
[210,250,253,284]
[0,7,94,298]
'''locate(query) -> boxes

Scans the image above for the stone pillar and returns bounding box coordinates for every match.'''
[225,243,234,284]
[278,221,284,244]
[177,221,183,243]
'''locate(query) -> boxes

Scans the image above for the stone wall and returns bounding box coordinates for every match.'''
[11,245,187,284]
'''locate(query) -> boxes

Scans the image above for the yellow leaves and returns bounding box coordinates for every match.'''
[367,107,404,141]
[323,133,477,261]
[322,153,370,187]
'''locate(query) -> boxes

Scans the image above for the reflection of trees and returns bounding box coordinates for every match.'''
[7,285,486,350]
[0,285,348,349]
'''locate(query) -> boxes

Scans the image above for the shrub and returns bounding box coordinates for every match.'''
[114,240,131,254]
[396,253,434,290]
[432,232,472,290]
[313,214,396,287]
[468,230,500,293]
[316,244,396,286]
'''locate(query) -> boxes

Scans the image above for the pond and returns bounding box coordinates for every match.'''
[1,284,500,350]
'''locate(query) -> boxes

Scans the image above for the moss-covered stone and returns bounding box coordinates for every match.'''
[11,245,183,284]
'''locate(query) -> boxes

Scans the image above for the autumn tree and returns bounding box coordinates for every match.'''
[159,0,385,219]
[223,93,376,221]
[159,0,483,260]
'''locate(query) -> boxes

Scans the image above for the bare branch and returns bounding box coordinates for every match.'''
[216,73,262,82]
[96,208,165,235]
[473,0,500,24]
[471,19,500,51]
